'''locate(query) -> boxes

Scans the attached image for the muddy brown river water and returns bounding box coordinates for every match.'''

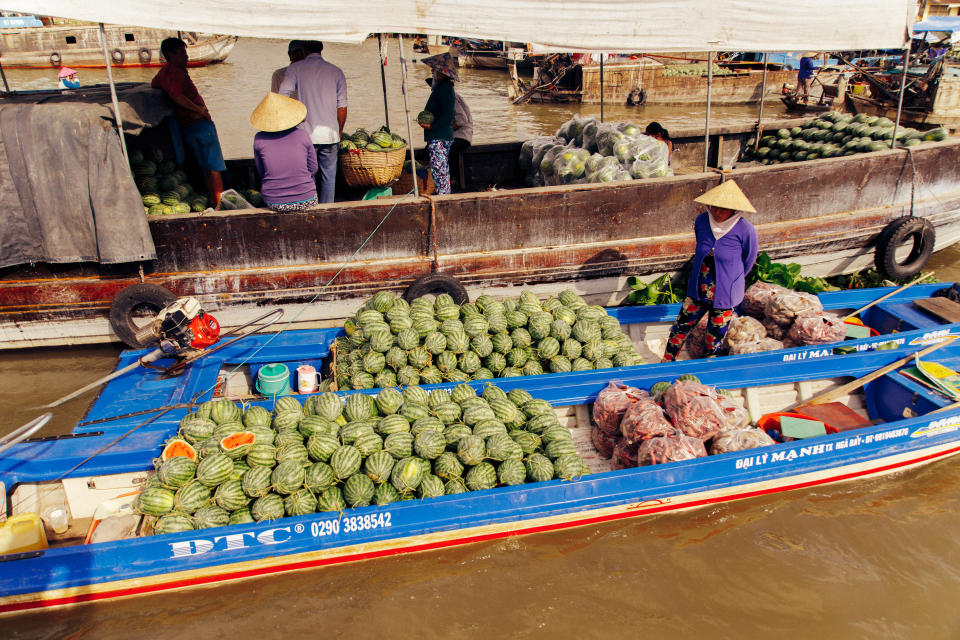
[4,37,960,639]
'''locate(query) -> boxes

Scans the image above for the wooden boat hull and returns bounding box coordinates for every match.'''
[0,25,237,68]
[3,131,960,349]
[3,342,960,614]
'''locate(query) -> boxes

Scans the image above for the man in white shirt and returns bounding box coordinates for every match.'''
[279,41,347,203]
[271,41,307,96]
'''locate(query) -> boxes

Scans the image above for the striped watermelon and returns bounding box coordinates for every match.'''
[444,478,469,495]
[246,444,277,468]
[377,414,411,435]
[241,465,273,498]
[457,435,486,466]
[340,421,375,445]
[298,415,337,438]
[465,462,498,491]
[330,445,363,480]
[345,393,377,422]
[553,454,585,480]
[432,451,464,480]
[136,487,175,516]
[306,434,340,462]
[220,431,255,459]
[214,479,250,511]
[384,432,414,459]
[443,423,472,446]
[154,512,196,534]
[417,473,445,498]
[178,417,215,445]
[272,412,300,431]
[275,396,303,416]
[545,438,577,459]
[304,462,336,492]
[276,443,310,466]
[317,486,345,512]
[363,450,396,484]
[210,399,241,425]
[196,454,233,487]
[473,420,508,440]
[174,480,212,513]
[228,508,255,525]
[395,327,420,350]
[525,453,555,483]
[343,473,376,507]
[414,430,446,460]
[157,456,196,490]
[376,387,404,415]
[391,456,425,493]
[251,493,285,521]
[432,402,462,424]
[242,406,272,429]
[354,432,384,457]
[271,460,306,495]
[284,489,318,516]
[497,458,527,486]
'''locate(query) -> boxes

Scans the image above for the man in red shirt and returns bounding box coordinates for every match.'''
[152,38,225,206]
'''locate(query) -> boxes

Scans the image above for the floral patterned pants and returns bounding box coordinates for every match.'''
[427,139,453,195]
[662,253,733,361]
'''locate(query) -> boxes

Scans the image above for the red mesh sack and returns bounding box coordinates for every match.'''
[741,282,790,318]
[709,428,776,455]
[662,380,726,441]
[727,337,784,355]
[786,311,847,346]
[591,425,621,459]
[612,439,639,469]
[637,428,707,465]
[716,394,751,431]
[619,396,674,444]
[764,290,822,327]
[592,382,648,436]
[723,315,767,353]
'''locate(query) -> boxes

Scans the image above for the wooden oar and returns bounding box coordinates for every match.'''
[793,335,958,409]
[842,271,934,321]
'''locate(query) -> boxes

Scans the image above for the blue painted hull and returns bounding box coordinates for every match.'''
[2,284,960,613]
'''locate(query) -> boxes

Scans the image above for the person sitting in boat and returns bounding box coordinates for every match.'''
[250,93,318,213]
[419,53,458,195]
[152,37,226,207]
[662,180,759,362]
[57,67,80,90]
[271,40,308,95]
[645,122,672,164]
[796,53,817,104]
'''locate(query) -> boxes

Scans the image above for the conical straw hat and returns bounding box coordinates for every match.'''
[693,180,756,213]
[250,92,307,132]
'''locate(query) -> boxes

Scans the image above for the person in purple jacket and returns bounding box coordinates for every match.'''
[250,93,318,212]
[662,180,759,361]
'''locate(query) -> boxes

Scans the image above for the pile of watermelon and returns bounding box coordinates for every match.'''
[742,112,948,165]
[137,382,590,534]
[519,117,672,188]
[338,125,406,153]
[130,146,209,216]
[659,62,735,78]
[334,290,643,391]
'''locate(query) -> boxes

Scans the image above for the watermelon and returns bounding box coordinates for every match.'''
[284,489,318,516]
[304,462,336,492]
[457,435,486,466]
[251,493,285,521]
[195,453,233,487]
[228,508,255,525]
[384,432,415,459]
[345,393,377,422]
[443,424,473,446]
[275,396,303,416]
[157,456,196,490]
[161,438,197,462]
[154,512,196,535]
[298,415,337,438]
[340,421,375,445]
[376,387,404,415]
[486,433,523,461]
[330,445,363,480]
[214,479,250,511]
[178,417,215,445]
[417,110,435,125]
[220,431,255,459]
[343,473,376,507]
[525,453,555,483]
[510,430,542,455]
[444,478,469,495]
[417,473,445,498]
[414,430,446,460]
[174,480,213,513]
[391,456,425,493]
[276,443,310,466]
[242,465,273,498]
[465,462,498,491]
[312,392,344,421]
[364,450,396,484]
[271,460,306,495]
[497,458,527,486]
[377,414,411,436]
[374,482,400,505]
[209,399,241,425]
[354,432,384,457]
[137,487,175,516]
[432,451,465,480]
[554,454,585,480]
[243,406,273,429]
[317,486,346,512]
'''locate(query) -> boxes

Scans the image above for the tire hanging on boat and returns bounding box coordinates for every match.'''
[403,273,469,304]
[112,49,125,64]
[50,52,61,66]
[138,48,151,64]
[109,283,177,348]
[873,216,935,280]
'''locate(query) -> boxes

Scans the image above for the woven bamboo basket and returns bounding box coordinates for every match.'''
[394,165,435,195]
[339,147,406,187]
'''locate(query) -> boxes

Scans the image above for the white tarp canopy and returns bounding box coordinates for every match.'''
[0,1,915,52]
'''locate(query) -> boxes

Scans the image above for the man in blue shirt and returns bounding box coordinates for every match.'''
[797,53,816,103]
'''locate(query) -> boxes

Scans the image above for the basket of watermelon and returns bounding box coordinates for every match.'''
[338,126,408,187]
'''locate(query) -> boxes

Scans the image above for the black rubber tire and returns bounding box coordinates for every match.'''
[402,273,469,304]
[874,216,935,280]
[138,48,151,64]
[50,52,61,66]
[626,87,646,106]
[111,49,125,64]
[109,283,176,348]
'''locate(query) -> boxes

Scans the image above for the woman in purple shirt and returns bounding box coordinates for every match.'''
[250,92,318,212]
[662,180,759,361]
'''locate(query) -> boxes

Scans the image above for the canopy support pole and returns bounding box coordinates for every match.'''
[397,35,419,197]
[599,53,604,122]
[754,52,768,150]
[891,37,914,150]
[703,51,713,172]
[0,60,10,93]
[98,22,129,164]
[377,34,390,130]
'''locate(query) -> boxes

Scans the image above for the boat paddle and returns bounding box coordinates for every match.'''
[842,271,933,321]
[793,334,958,409]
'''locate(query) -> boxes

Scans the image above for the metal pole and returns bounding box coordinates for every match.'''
[0,60,10,93]
[703,51,713,171]
[754,52,768,150]
[98,22,129,164]
[397,35,420,197]
[377,34,390,130]
[599,53,604,122]
[891,37,914,150]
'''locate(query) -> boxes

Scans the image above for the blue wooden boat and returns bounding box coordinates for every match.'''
[1,283,960,613]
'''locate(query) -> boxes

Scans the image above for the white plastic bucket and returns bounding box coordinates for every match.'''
[297,365,318,394]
